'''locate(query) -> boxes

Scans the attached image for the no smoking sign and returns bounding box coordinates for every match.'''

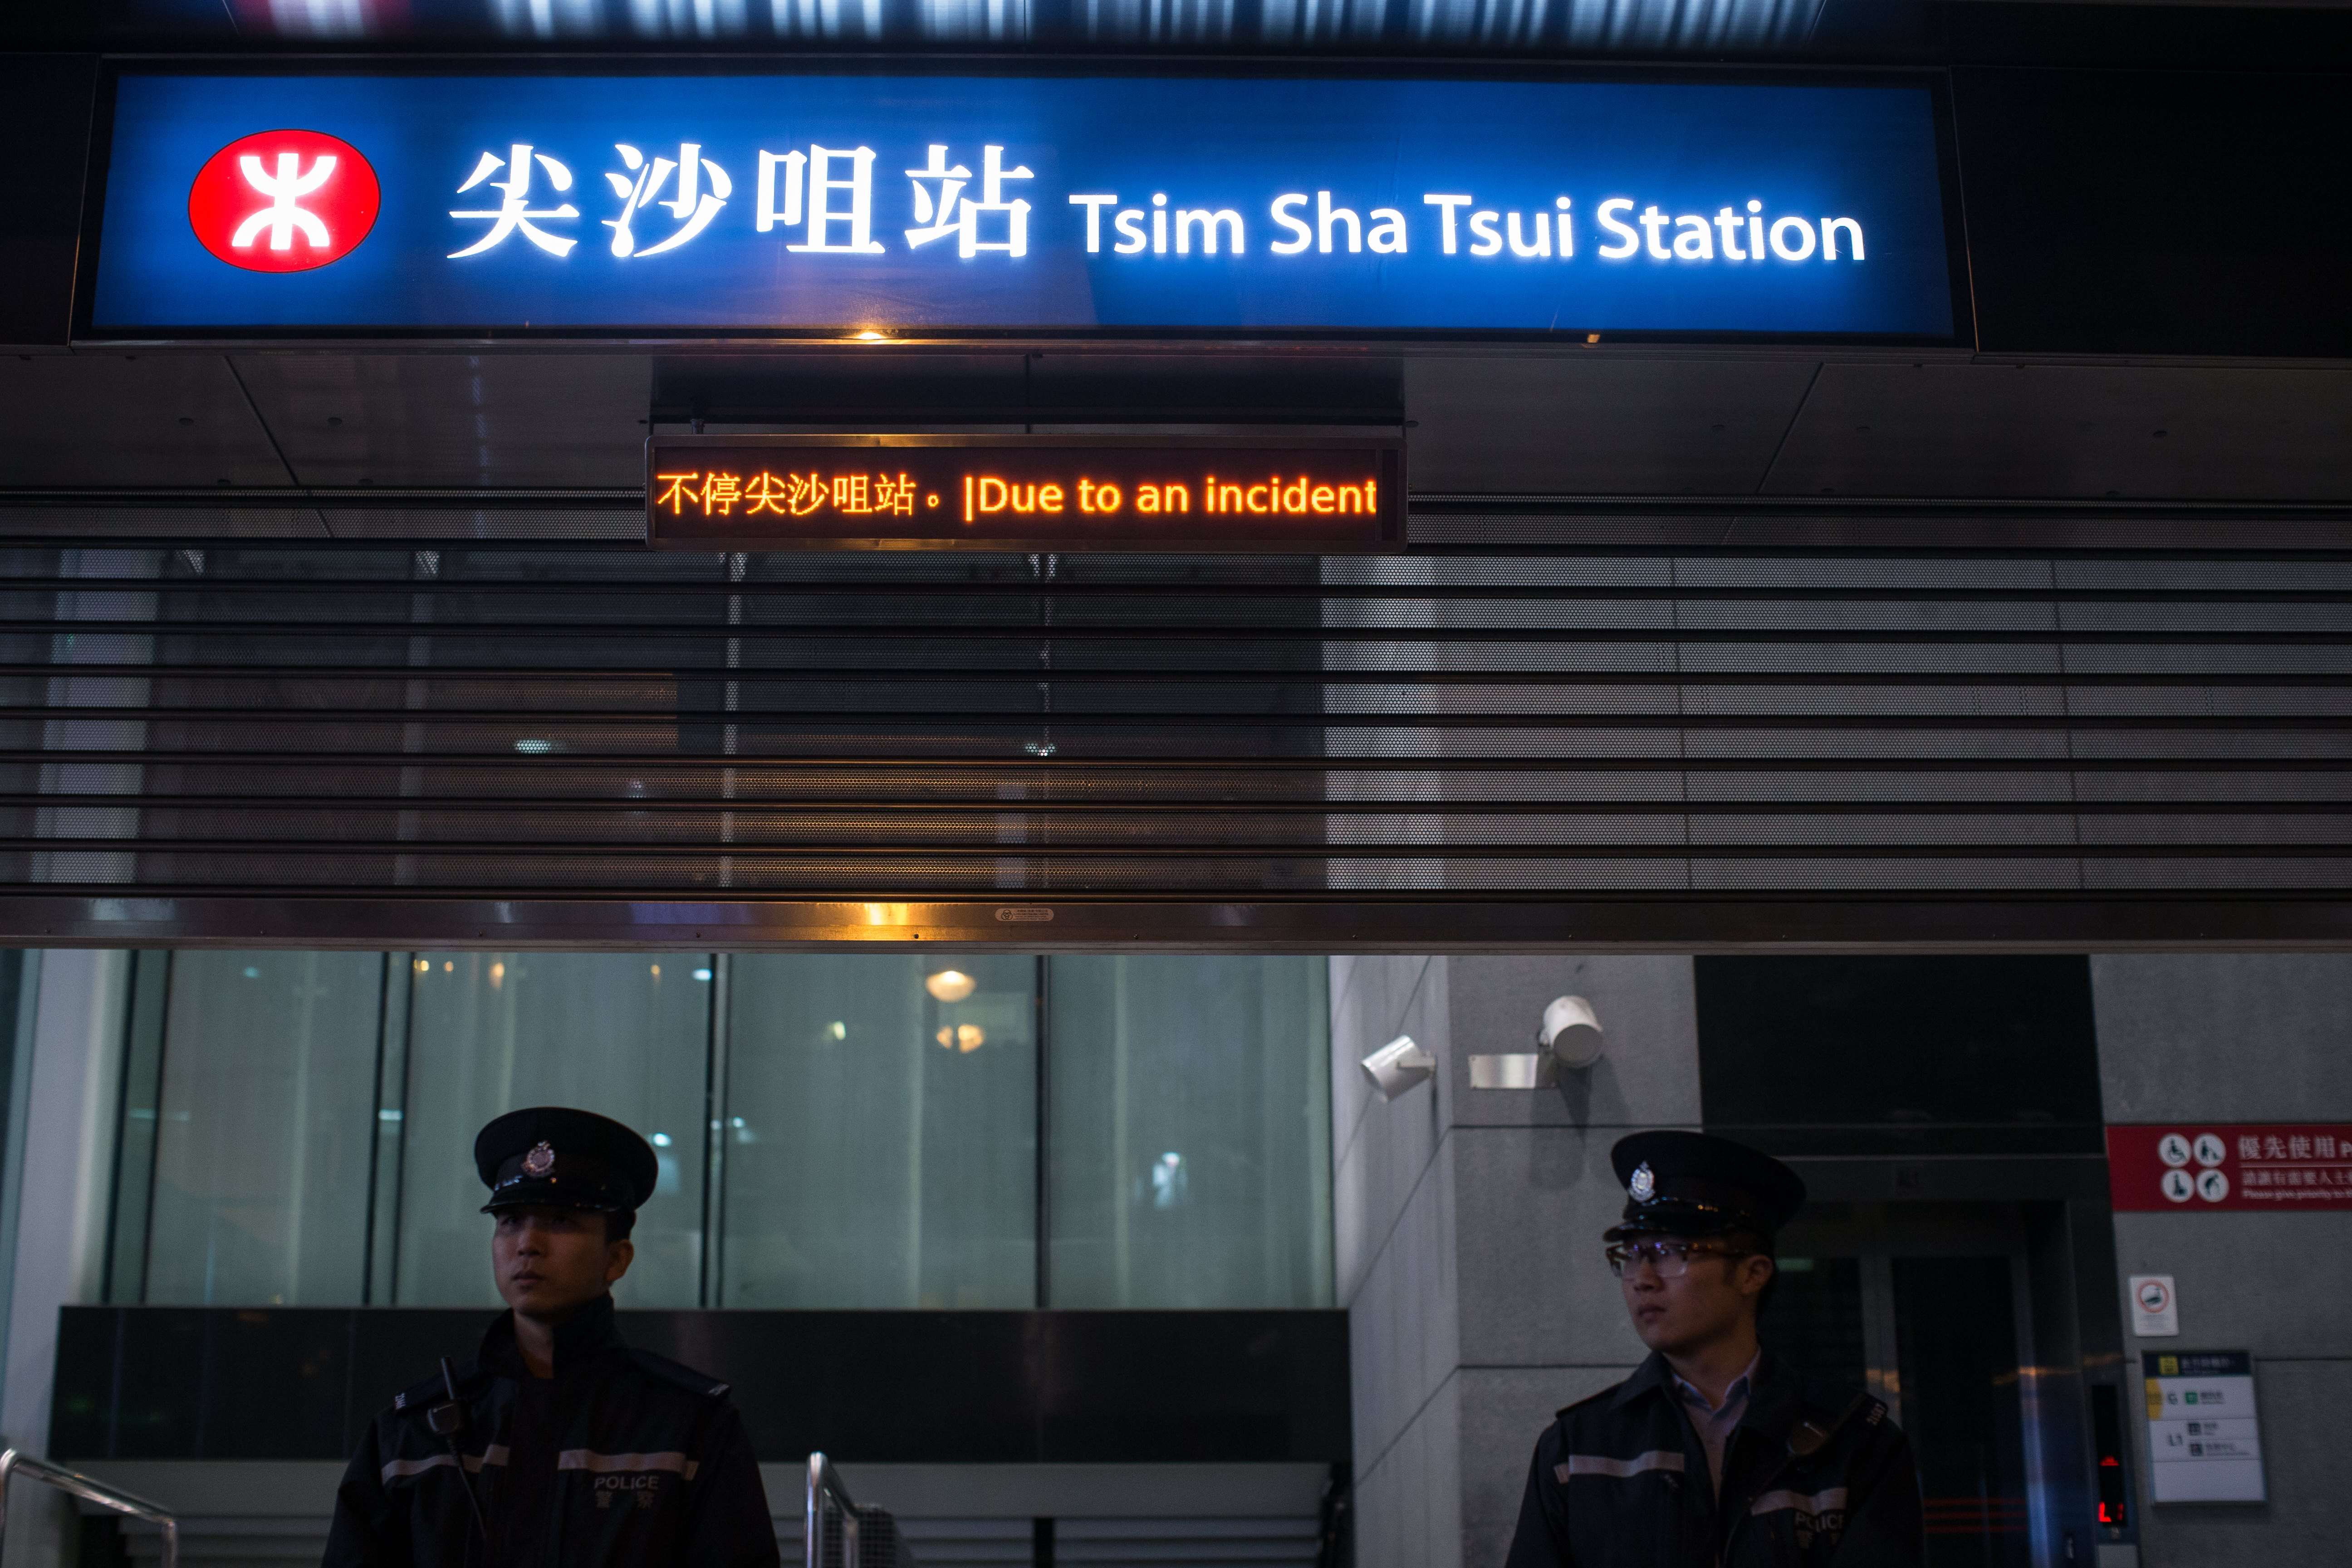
[2130,1274,2180,1337]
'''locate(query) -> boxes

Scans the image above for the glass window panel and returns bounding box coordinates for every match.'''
[104,951,172,1303]
[116,949,1341,1313]
[392,953,711,1308]
[723,955,1036,1308]
[1048,956,1332,1308]
[143,951,385,1305]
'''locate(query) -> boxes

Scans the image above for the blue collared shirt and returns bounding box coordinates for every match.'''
[1673,1351,1762,1496]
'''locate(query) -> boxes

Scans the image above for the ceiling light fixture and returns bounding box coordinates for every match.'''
[925,969,977,1002]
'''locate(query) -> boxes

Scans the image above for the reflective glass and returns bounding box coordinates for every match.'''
[1048,956,1331,1308]
[121,949,1338,1312]
[391,953,711,1308]
[722,955,1036,1308]
[143,951,385,1305]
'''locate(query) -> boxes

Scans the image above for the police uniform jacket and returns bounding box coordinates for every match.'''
[323,1294,779,1568]
[1504,1350,1923,1568]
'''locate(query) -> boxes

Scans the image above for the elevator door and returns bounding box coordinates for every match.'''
[1773,1204,2040,1568]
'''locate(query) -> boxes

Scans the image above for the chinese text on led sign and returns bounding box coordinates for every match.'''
[644,436,1404,551]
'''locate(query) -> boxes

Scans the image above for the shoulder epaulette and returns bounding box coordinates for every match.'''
[1554,1385,1619,1421]
[1788,1387,1875,1458]
[1797,1373,1881,1423]
[626,1348,730,1401]
[391,1362,485,1414]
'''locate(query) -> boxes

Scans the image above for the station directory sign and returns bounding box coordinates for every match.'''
[2143,1351,2266,1504]
[645,434,1404,552]
[86,69,1962,339]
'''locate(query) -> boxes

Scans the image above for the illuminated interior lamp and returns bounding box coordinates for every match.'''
[851,329,889,342]
[924,969,978,1002]
[935,1024,986,1052]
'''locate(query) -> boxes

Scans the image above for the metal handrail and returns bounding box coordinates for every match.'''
[805,1451,862,1568]
[0,1448,179,1568]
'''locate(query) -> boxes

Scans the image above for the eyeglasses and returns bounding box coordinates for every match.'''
[1605,1238,1749,1279]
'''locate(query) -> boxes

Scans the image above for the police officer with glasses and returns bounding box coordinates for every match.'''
[325,1107,779,1568]
[1504,1131,1923,1567]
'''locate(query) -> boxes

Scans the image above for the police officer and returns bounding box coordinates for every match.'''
[1504,1131,1923,1568]
[324,1107,780,1568]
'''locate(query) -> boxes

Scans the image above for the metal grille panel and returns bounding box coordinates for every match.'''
[7,544,2352,941]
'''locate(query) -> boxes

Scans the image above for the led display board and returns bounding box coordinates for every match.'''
[645,434,1405,551]
[88,69,1960,340]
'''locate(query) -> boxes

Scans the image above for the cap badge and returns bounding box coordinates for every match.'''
[521,1141,556,1177]
[1629,1161,1656,1203]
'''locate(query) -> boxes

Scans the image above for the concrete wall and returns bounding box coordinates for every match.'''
[2091,956,2352,1568]
[1330,955,1460,1568]
[1330,955,1700,1568]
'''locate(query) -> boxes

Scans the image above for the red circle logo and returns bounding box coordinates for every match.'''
[187,129,380,273]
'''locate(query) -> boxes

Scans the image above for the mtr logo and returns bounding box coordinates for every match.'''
[186,130,380,272]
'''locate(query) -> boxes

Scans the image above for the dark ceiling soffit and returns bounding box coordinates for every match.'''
[10,895,2352,952]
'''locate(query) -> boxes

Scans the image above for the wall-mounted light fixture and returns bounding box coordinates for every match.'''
[1360,1034,1436,1101]
[1469,994,1605,1088]
[1539,995,1605,1068]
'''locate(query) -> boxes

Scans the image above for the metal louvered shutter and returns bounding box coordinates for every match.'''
[6,542,2351,947]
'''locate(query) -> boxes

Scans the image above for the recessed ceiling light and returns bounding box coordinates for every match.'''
[925,969,977,1002]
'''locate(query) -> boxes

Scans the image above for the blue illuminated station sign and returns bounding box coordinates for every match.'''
[89,70,1960,340]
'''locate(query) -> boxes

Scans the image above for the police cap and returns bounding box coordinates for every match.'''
[475,1106,658,1215]
[1602,1129,1804,1242]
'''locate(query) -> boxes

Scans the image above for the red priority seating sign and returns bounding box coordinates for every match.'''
[2108,1124,2352,1211]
